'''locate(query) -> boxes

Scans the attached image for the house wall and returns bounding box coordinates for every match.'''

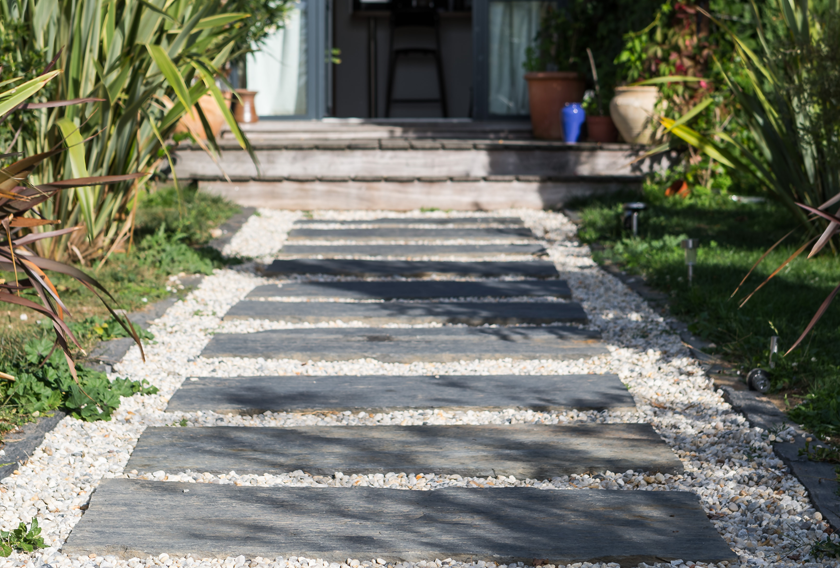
[332,3,473,118]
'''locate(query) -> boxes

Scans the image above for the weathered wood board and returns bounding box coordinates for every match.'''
[275,244,546,258]
[246,280,572,300]
[287,227,534,241]
[295,217,524,226]
[166,374,635,414]
[263,260,559,278]
[223,301,588,325]
[64,481,737,564]
[127,424,683,477]
[200,326,607,362]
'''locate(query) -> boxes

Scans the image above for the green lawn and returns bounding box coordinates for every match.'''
[573,183,840,439]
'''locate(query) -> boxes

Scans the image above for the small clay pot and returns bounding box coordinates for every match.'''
[233,89,259,124]
[586,115,618,143]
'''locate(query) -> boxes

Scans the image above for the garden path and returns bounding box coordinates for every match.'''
[62,214,738,565]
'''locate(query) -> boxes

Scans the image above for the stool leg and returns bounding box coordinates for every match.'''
[435,22,449,118]
[434,24,448,117]
[385,28,397,118]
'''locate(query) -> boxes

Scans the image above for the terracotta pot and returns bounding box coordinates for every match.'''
[174,92,232,140]
[586,115,618,143]
[609,86,659,144]
[524,72,586,140]
[233,89,259,124]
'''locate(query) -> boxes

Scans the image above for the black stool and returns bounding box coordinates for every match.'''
[385,0,448,117]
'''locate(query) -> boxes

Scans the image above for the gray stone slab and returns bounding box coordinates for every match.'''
[295,217,524,226]
[64,480,737,564]
[276,244,546,257]
[247,280,572,300]
[167,374,634,414]
[224,301,587,325]
[127,424,682,477]
[287,227,535,241]
[263,260,559,278]
[200,326,606,362]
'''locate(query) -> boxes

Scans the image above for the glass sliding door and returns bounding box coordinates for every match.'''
[473,0,557,119]
[246,0,328,119]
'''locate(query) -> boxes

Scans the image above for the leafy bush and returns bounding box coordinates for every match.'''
[135,185,239,246]
[2,337,157,422]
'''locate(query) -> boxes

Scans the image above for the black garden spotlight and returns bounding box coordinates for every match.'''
[745,336,778,393]
[622,202,647,237]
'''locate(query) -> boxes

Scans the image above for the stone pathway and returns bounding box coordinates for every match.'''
[65,215,735,565]
[1,209,836,568]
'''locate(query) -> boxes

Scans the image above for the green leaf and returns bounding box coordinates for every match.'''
[0,70,60,117]
[146,44,192,116]
[169,13,249,33]
[630,75,707,86]
[56,118,96,242]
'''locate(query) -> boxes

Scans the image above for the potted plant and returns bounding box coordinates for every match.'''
[523,6,586,140]
[583,48,618,143]
[610,17,662,144]
[227,0,294,123]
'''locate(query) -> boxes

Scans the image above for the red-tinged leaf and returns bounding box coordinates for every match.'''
[8,217,58,227]
[796,202,840,225]
[809,222,839,258]
[12,226,83,247]
[21,256,145,361]
[738,236,817,308]
[0,149,62,193]
[786,281,840,355]
[0,291,78,345]
[732,228,798,298]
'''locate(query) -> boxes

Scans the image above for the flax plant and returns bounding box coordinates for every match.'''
[1,0,255,263]
[661,0,840,232]
[659,0,840,349]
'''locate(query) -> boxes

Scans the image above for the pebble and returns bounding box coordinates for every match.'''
[0,209,837,568]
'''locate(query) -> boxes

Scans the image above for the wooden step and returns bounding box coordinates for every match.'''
[167,374,634,414]
[127,424,683,477]
[201,326,607,362]
[223,300,588,325]
[64,480,738,564]
[246,280,572,300]
[263,260,559,278]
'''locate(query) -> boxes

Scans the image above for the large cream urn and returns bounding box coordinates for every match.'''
[609,86,659,144]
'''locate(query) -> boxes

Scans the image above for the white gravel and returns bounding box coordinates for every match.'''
[1,208,837,568]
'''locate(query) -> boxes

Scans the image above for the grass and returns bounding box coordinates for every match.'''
[572,181,840,440]
[0,184,240,438]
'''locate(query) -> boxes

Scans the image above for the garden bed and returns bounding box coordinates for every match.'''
[570,182,840,444]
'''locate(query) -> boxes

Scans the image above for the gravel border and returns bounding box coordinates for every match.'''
[1,208,838,568]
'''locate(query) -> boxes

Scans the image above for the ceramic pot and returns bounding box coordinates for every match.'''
[609,86,659,144]
[524,72,586,140]
[585,115,618,143]
[174,92,231,140]
[561,103,586,143]
[233,89,259,124]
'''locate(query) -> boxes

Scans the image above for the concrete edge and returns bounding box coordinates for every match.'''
[588,240,840,531]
